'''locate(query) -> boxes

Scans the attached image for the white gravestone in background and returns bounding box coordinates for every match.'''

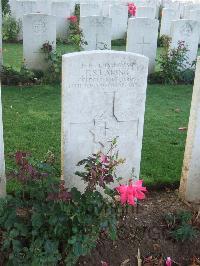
[80,3,102,17]
[109,4,128,40]
[13,0,37,40]
[126,18,158,73]
[160,8,180,36]
[13,0,37,20]
[170,20,199,67]
[80,16,112,51]
[62,51,149,190]
[136,6,156,19]
[189,9,200,44]
[164,1,181,17]
[51,1,71,40]
[179,57,200,203]
[23,13,56,70]
[0,0,6,197]
[36,0,51,14]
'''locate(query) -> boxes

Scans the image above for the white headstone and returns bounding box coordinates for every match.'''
[109,4,128,40]
[179,56,200,203]
[126,17,159,73]
[80,16,112,51]
[23,13,56,70]
[13,0,37,20]
[16,0,38,40]
[164,1,181,17]
[170,19,199,67]
[136,6,156,19]
[51,1,71,40]
[80,3,102,17]
[160,8,180,37]
[0,0,6,197]
[62,50,149,190]
[189,9,200,44]
[36,0,51,14]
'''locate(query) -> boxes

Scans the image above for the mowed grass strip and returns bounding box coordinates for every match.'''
[2,84,192,187]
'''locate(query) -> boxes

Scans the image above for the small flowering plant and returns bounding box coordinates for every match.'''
[128,2,137,17]
[0,141,148,265]
[116,179,147,206]
[67,14,87,49]
[68,15,78,23]
[75,139,125,192]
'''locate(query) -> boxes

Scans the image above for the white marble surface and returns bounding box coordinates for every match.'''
[180,57,200,203]
[170,19,199,67]
[160,8,180,36]
[62,50,148,191]
[51,1,71,40]
[80,16,112,50]
[126,17,159,73]
[136,6,156,19]
[23,13,56,70]
[109,4,128,40]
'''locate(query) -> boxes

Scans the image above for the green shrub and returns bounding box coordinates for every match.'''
[2,13,21,42]
[158,34,170,47]
[0,142,123,265]
[1,64,38,85]
[111,39,126,46]
[164,211,198,242]
[41,42,62,84]
[2,0,10,15]
[158,37,189,84]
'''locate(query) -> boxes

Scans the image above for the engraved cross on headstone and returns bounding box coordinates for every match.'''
[89,92,139,149]
[137,37,151,54]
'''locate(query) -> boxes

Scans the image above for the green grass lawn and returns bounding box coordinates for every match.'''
[1,42,194,188]
[3,42,200,70]
[2,84,192,188]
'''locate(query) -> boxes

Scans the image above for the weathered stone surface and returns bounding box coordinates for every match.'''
[51,1,71,40]
[80,16,112,51]
[160,8,180,36]
[23,13,56,70]
[170,19,199,67]
[136,6,156,19]
[80,3,102,17]
[109,4,128,40]
[62,51,148,190]
[179,57,200,203]
[189,9,200,44]
[126,17,159,73]
[35,0,51,14]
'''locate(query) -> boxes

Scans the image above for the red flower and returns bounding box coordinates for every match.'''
[68,15,78,23]
[128,2,136,16]
[116,180,147,206]
[99,153,109,164]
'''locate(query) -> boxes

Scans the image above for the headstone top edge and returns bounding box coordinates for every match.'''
[23,13,56,17]
[62,50,149,62]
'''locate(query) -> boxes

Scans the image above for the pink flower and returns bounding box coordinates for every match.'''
[166,257,172,266]
[68,15,77,23]
[101,262,108,266]
[116,180,147,206]
[128,2,136,16]
[99,153,109,164]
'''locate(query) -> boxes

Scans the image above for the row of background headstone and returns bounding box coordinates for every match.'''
[14,0,200,74]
